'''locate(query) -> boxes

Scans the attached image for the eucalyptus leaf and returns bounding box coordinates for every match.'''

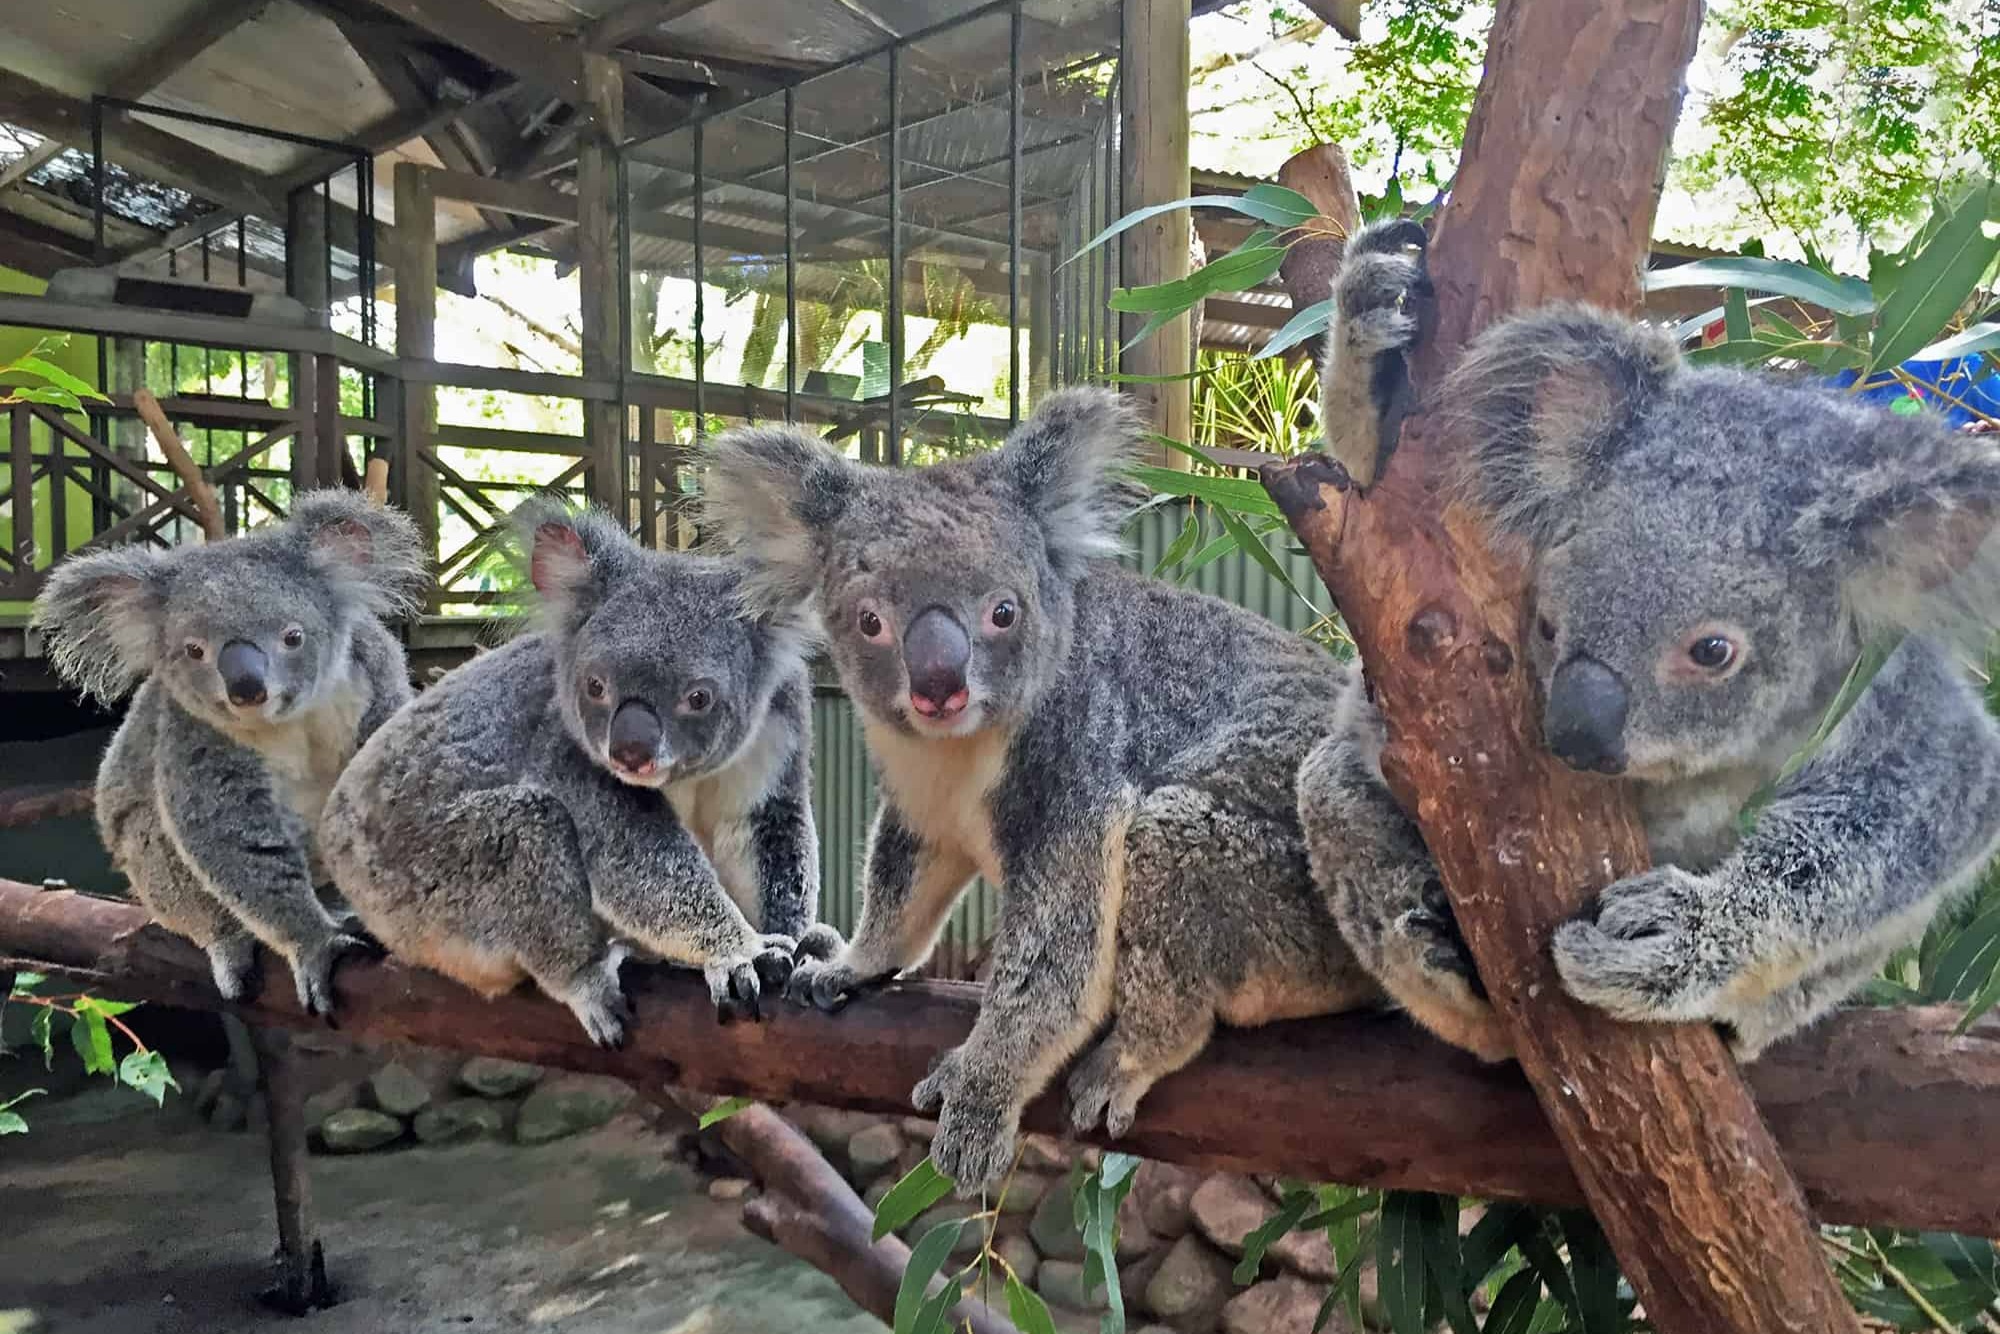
[1868,180,2000,373]
[697,1096,753,1129]
[1065,184,1320,267]
[895,1218,967,1334]
[1376,1193,1428,1334]
[1251,299,1335,362]
[1005,1272,1058,1334]
[1482,1270,1545,1334]
[1642,256,1875,317]
[1912,320,2000,362]
[872,1158,957,1241]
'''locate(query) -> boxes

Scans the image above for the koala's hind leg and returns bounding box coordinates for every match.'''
[1298,734,1514,1062]
[117,819,262,1002]
[1717,949,1889,1061]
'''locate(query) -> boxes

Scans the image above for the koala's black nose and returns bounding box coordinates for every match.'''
[218,640,268,707]
[608,700,663,776]
[1544,655,1629,775]
[903,606,970,719]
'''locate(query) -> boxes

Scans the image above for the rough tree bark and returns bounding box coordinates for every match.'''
[1261,3,1865,1332]
[5,879,1999,1239]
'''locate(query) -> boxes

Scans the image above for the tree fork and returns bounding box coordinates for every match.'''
[1262,2,1865,1331]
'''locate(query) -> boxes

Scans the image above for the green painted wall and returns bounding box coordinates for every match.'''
[1,266,104,617]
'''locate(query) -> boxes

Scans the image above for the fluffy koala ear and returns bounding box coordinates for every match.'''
[1439,304,1680,546]
[701,425,856,614]
[288,489,429,617]
[511,495,634,612]
[32,544,170,702]
[1790,413,2000,640]
[993,386,1143,575]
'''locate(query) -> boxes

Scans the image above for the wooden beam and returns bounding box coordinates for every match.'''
[577,54,625,514]
[393,161,440,572]
[1264,0,1860,1329]
[0,210,96,277]
[612,51,718,87]
[3,878,1998,1238]
[583,0,723,53]
[1118,0,1192,462]
[425,167,576,223]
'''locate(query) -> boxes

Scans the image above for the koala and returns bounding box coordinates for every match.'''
[704,390,1378,1191]
[32,492,427,1015]
[1299,219,2000,1062]
[320,499,834,1047]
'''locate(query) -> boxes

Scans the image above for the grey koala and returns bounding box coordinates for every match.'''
[1299,219,2000,1061]
[320,499,835,1047]
[32,492,427,1015]
[704,390,1377,1192]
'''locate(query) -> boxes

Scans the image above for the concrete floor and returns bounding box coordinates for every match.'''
[0,1079,886,1334]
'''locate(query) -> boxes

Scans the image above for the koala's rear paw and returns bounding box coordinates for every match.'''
[794,923,845,963]
[290,931,379,1021]
[913,1050,1019,1194]
[783,957,885,1013]
[1552,866,1719,1023]
[1065,1042,1145,1140]
[559,955,631,1048]
[706,942,790,1024]
[207,935,261,1005]
[1403,877,1484,999]
[751,933,798,995]
[1336,221,1430,358]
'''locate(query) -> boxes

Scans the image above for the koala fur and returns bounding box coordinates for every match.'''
[704,389,1376,1191]
[320,499,833,1047]
[1300,220,2000,1061]
[32,491,427,1014]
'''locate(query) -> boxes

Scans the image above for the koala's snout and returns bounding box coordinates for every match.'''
[218,640,269,708]
[1544,655,1628,775]
[904,606,970,719]
[608,699,663,776]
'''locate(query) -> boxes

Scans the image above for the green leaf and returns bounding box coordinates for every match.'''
[1296,1196,1382,1233]
[118,1050,179,1107]
[1723,287,1753,343]
[895,1217,967,1334]
[1376,1193,1428,1334]
[1128,465,1283,518]
[1557,1210,1622,1334]
[1234,1191,1313,1284]
[7,386,85,411]
[1417,1196,1475,1334]
[1212,504,1318,612]
[1251,299,1335,362]
[909,1283,960,1334]
[1516,1219,1583,1330]
[73,996,139,1020]
[1642,256,1875,317]
[1868,181,2000,374]
[1065,184,1321,266]
[1153,511,1203,576]
[698,1096,754,1129]
[1740,636,1901,835]
[30,1007,53,1070]
[1177,533,1239,579]
[873,1157,958,1241]
[1005,1271,1058,1334]
[0,1112,26,1136]
[71,1008,114,1076]
[1482,1270,1545,1334]
[1930,901,2000,1000]
[1109,238,1288,314]
[1458,1203,1536,1292]
[1952,960,2000,1033]
[1098,1152,1141,1192]
[7,354,107,401]
[1913,320,2000,362]
[8,973,44,995]
[0,1089,45,1114]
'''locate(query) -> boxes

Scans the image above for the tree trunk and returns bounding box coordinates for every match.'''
[1262,3,1867,1331]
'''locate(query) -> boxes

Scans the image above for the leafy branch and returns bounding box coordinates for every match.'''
[1,972,179,1135]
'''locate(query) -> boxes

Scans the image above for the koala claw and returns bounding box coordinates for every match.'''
[794,923,845,963]
[751,933,799,995]
[1552,866,1719,1022]
[1400,878,1484,998]
[290,931,378,1020]
[706,953,771,1025]
[913,1051,1019,1194]
[1065,1044,1140,1140]
[206,936,261,1005]
[784,957,877,1013]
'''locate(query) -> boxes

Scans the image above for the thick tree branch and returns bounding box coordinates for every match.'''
[4,879,1999,1239]
[1263,2,1871,1332]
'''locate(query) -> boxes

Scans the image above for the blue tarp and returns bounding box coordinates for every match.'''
[1828,356,2000,425]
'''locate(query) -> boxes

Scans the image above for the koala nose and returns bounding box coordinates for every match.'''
[217,640,269,708]
[903,606,970,719]
[1544,655,1629,775]
[608,700,663,776]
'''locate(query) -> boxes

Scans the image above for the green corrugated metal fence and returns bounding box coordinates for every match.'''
[808,499,1331,977]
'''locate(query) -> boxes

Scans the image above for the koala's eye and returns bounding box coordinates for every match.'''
[678,681,717,716]
[185,641,206,662]
[987,599,1018,632]
[584,675,608,701]
[1689,635,1736,670]
[856,601,890,644]
[281,626,305,649]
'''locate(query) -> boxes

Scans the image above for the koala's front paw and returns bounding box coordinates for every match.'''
[1336,220,1430,358]
[705,935,794,1024]
[290,929,384,1021]
[205,934,261,1004]
[1403,877,1484,998]
[752,933,799,995]
[794,923,845,963]
[783,954,892,1013]
[912,1048,1020,1194]
[1552,866,1723,1023]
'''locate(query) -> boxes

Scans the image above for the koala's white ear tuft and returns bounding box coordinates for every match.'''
[1792,415,2000,640]
[32,544,169,702]
[1440,304,1679,547]
[290,489,429,617]
[995,386,1144,576]
[702,425,855,615]
[511,496,632,611]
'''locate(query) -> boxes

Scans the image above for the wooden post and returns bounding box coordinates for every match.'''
[1118,0,1191,462]
[286,188,329,493]
[1261,3,1866,1332]
[392,163,439,578]
[578,52,626,520]
[249,1026,332,1314]
[133,389,224,540]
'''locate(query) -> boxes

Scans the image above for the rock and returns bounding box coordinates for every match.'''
[708,1177,755,1203]
[863,1176,896,1212]
[997,1172,1053,1216]
[1143,1235,1234,1322]
[846,1123,905,1183]
[901,1116,938,1142]
[369,1062,432,1118]
[302,1081,360,1131]
[1136,1326,1178,1334]
[911,1201,985,1258]
[1190,1174,1272,1258]
[1021,1133,1070,1171]
[1132,1161,1200,1240]
[1223,1275,1354,1334]
[191,1068,227,1116]
[1037,1259,1107,1313]
[412,1098,505,1145]
[1028,1184,1086,1261]
[515,1075,635,1145]
[208,1091,249,1133]
[1121,1248,1172,1318]
[318,1107,404,1153]
[456,1057,543,1099]
[1116,1189,1160,1262]
[786,1104,880,1159]
[1271,1227,1338,1282]
[996,1233,1041,1289]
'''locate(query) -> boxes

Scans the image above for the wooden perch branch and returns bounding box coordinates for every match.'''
[1263,3,1868,1332]
[132,388,224,541]
[5,879,1999,1238]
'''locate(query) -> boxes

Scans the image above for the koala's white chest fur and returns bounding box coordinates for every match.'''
[861,719,1011,885]
[665,722,789,926]
[232,675,373,831]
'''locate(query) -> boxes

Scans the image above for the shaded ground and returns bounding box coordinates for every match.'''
[0,1079,886,1334]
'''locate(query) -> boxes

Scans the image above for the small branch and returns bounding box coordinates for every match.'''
[132,388,224,541]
